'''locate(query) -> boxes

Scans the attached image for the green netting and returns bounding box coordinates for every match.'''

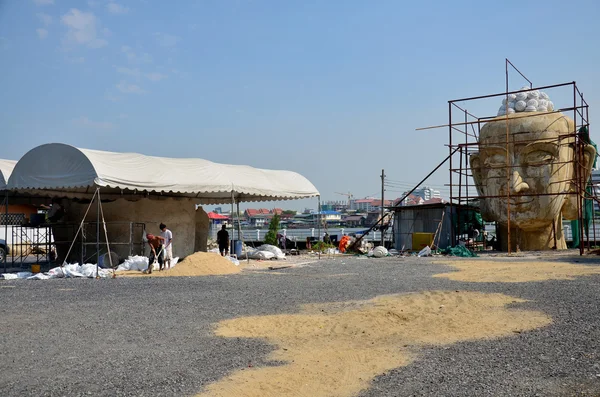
[571,127,597,248]
[452,209,483,235]
[443,245,477,257]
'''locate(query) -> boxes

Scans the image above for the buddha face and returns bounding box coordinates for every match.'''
[470,113,594,231]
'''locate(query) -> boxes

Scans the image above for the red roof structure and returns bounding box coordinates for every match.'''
[207,212,229,220]
[245,208,271,217]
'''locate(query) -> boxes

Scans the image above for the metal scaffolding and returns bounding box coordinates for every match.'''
[5,221,146,272]
[445,59,594,254]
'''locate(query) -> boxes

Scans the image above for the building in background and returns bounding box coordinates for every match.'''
[411,186,441,201]
[349,198,393,212]
[320,210,342,224]
[207,211,230,226]
[396,194,424,207]
[321,200,348,212]
[244,208,271,227]
[343,214,367,228]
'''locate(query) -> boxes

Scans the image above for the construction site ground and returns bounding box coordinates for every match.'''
[2,252,600,396]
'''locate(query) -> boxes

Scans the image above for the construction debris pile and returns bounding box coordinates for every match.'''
[497,86,554,116]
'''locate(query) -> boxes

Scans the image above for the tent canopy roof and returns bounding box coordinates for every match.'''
[7,144,319,204]
[0,159,17,190]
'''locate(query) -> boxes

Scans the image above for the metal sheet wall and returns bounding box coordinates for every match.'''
[393,206,454,250]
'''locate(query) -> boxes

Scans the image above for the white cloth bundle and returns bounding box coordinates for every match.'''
[516,92,528,101]
[497,89,553,115]
[515,100,527,111]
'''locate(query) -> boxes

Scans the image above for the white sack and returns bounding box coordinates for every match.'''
[256,244,285,259]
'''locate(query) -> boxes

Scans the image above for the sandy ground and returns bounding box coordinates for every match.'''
[116,252,318,277]
[432,258,600,283]
[4,254,600,396]
[198,290,551,397]
[116,252,241,277]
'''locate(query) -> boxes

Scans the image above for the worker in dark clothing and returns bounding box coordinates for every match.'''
[146,233,165,273]
[217,225,229,256]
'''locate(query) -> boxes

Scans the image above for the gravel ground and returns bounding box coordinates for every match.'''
[1,254,600,396]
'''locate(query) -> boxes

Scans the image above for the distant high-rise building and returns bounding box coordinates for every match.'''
[412,186,441,201]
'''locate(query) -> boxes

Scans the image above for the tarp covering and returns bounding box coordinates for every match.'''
[7,144,320,204]
[0,159,16,190]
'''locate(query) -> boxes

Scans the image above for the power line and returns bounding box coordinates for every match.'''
[384,180,452,187]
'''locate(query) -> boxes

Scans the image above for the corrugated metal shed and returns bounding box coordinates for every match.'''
[392,203,478,250]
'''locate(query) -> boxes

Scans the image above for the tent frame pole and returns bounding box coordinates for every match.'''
[317,195,321,260]
[3,190,8,273]
[96,188,100,278]
[231,190,235,255]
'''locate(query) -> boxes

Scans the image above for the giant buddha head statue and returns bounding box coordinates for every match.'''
[470,112,595,250]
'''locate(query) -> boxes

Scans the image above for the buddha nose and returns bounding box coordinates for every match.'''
[510,171,529,193]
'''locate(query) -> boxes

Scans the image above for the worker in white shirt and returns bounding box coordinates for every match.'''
[159,223,173,269]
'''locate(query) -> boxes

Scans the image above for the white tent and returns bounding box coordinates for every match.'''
[0,159,16,190]
[7,143,320,204]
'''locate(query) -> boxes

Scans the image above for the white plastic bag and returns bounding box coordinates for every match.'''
[256,244,285,259]
[418,246,432,257]
[47,267,65,278]
[225,256,240,266]
[27,273,50,280]
[373,246,388,258]
[257,251,275,260]
[515,100,527,112]
[116,255,149,271]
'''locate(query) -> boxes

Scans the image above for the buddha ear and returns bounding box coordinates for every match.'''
[470,153,485,196]
[582,144,596,184]
[562,144,597,220]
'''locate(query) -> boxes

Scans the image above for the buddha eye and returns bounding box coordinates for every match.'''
[524,151,554,166]
[483,154,506,168]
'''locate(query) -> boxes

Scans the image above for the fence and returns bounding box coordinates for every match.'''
[209,227,394,244]
[0,213,26,226]
[2,221,145,270]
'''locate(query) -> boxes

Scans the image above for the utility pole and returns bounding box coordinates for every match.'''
[381,169,385,247]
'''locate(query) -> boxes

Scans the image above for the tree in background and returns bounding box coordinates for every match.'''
[264,214,280,245]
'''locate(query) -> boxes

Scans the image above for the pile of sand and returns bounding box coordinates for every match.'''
[433,259,600,283]
[118,252,241,277]
[197,290,550,397]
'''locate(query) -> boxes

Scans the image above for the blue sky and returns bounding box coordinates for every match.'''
[1,0,599,211]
